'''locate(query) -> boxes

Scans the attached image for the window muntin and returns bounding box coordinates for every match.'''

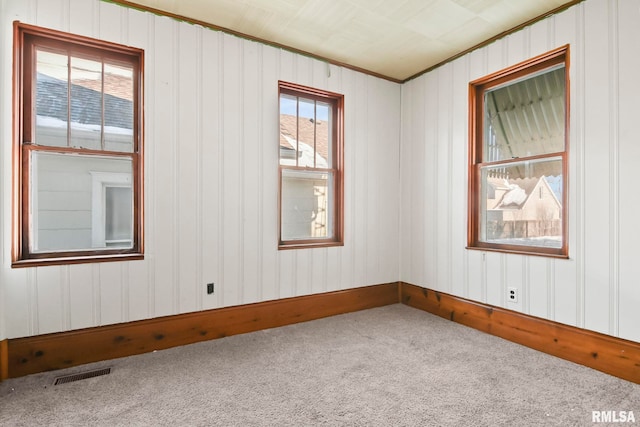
[278,82,343,249]
[14,22,143,266]
[469,46,568,257]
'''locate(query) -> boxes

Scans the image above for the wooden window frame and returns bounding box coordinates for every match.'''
[278,81,344,250]
[12,22,144,267]
[467,46,569,258]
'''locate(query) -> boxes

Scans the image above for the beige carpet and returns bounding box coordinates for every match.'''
[0,304,638,426]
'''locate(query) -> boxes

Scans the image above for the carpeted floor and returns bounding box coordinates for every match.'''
[1,304,638,426]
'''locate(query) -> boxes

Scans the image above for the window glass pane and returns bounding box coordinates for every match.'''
[70,56,103,150]
[279,93,298,166]
[480,158,562,248]
[297,98,316,168]
[484,66,565,161]
[35,50,68,147]
[281,169,333,240]
[315,101,332,168]
[104,63,134,152]
[30,152,133,252]
[105,186,133,246]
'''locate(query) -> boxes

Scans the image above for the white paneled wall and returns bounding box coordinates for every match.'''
[400,0,640,343]
[0,0,401,339]
[2,0,639,347]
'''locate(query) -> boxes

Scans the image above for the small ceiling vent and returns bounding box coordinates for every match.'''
[53,367,112,385]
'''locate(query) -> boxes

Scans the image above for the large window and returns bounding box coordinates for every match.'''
[468,46,569,257]
[13,22,144,266]
[278,82,344,249]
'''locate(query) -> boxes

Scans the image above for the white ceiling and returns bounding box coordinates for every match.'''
[115,0,579,82]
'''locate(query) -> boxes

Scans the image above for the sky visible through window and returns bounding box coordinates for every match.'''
[280,96,329,120]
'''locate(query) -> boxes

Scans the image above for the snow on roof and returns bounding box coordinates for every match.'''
[488,176,561,210]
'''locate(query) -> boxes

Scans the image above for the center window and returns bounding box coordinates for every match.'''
[278,82,344,249]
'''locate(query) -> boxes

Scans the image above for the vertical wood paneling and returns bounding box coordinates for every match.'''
[399,0,640,343]
[582,0,610,335]
[152,16,176,317]
[551,4,579,328]
[485,253,503,307]
[2,270,29,338]
[378,79,401,283]
[120,263,129,323]
[127,261,149,322]
[616,0,640,343]
[341,70,357,291]
[170,20,181,314]
[310,249,327,295]
[68,264,94,329]
[528,257,549,318]
[200,28,222,311]
[35,0,65,29]
[68,0,95,36]
[98,0,124,43]
[242,41,261,304]
[35,268,63,334]
[278,252,295,299]
[366,76,380,286]
[436,65,453,293]
[99,263,122,325]
[176,23,199,313]
[423,73,438,287]
[125,10,151,322]
[450,57,468,298]
[411,76,426,287]
[606,0,620,337]
[2,0,638,346]
[222,33,243,307]
[193,27,204,312]
[294,251,310,297]
[399,79,419,285]
[506,27,528,67]
[259,45,279,301]
[143,11,157,320]
[353,73,368,287]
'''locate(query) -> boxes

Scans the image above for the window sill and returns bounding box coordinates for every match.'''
[465,245,569,259]
[12,253,144,268]
[278,241,344,251]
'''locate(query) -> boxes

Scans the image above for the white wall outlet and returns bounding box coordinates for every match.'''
[507,287,518,303]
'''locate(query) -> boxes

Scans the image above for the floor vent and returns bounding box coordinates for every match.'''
[53,368,112,385]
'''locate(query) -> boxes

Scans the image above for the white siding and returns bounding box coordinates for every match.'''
[400,0,640,343]
[0,0,401,339]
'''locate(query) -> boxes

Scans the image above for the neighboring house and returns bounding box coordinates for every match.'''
[279,114,330,239]
[485,176,562,244]
[33,72,134,251]
[279,113,329,168]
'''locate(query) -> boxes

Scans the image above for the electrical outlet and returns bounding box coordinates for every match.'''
[206,283,214,295]
[507,287,518,303]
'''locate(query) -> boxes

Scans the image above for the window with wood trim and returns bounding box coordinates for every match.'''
[278,82,344,249]
[468,46,569,257]
[13,22,144,266]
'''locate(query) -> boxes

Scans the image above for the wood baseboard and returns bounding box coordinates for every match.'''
[0,339,8,381]
[5,281,639,384]
[5,282,399,379]
[400,282,640,384]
